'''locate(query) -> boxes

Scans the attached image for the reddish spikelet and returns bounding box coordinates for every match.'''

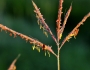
[8,54,20,70]
[59,4,72,40]
[32,1,57,44]
[59,12,90,50]
[0,24,57,57]
[56,0,63,42]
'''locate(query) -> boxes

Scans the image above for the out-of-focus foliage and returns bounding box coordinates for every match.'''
[0,0,90,70]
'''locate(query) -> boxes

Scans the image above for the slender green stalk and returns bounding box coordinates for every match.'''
[57,44,60,70]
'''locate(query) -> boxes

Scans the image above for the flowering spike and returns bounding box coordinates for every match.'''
[56,0,63,42]
[8,54,20,70]
[59,4,72,40]
[32,1,57,44]
[59,12,90,50]
[0,24,57,57]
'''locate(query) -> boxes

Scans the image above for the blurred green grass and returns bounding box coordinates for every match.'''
[0,0,90,70]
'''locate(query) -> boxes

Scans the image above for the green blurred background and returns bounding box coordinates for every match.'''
[0,0,90,70]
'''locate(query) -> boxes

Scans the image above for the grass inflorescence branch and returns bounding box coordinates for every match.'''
[0,24,57,57]
[59,12,90,50]
[8,54,20,70]
[0,0,90,70]
[32,1,57,44]
[56,0,63,42]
